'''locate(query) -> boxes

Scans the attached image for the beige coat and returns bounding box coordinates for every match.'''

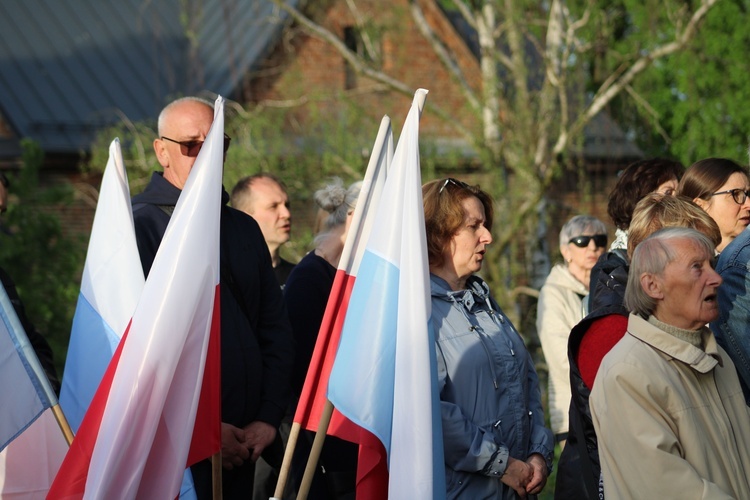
[536,263,588,435]
[591,314,750,499]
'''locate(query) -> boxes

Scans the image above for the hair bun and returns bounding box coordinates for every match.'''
[314,178,346,212]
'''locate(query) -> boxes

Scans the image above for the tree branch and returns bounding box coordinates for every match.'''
[408,0,481,113]
[553,0,718,155]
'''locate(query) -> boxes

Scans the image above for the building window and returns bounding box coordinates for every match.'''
[344,26,359,90]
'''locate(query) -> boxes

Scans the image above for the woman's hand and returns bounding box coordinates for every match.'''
[500,456,534,497]
[525,453,549,494]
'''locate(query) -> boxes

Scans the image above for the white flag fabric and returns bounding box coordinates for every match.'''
[49,96,225,499]
[0,408,67,499]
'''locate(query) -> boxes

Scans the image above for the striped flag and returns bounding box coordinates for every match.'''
[0,273,68,499]
[59,138,144,432]
[292,116,393,496]
[293,115,392,434]
[327,89,445,499]
[48,97,225,499]
[0,283,57,452]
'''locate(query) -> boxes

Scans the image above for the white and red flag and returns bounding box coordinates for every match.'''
[48,97,225,499]
[292,116,393,498]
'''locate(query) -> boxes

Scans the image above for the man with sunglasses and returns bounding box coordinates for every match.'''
[132,97,294,499]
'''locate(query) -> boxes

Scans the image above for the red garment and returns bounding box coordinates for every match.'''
[577,314,629,389]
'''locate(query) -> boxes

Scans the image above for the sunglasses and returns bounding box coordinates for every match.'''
[710,188,750,205]
[161,133,231,157]
[569,234,607,248]
[439,177,472,194]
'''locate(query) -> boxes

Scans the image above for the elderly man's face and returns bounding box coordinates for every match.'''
[154,100,214,190]
[652,237,722,330]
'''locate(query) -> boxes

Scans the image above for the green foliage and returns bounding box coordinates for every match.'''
[634,0,750,163]
[573,0,750,164]
[0,140,86,374]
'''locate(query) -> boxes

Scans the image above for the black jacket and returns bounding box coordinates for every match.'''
[555,302,628,500]
[132,172,294,498]
[587,249,629,313]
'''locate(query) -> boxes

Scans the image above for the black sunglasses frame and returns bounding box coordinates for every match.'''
[439,177,472,194]
[161,133,231,157]
[569,234,608,248]
[710,188,750,205]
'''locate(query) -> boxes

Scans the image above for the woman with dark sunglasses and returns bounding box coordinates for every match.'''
[536,215,607,448]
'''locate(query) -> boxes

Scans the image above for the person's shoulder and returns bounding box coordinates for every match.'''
[717,229,750,270]
[289,252,332,278]
[222,205,265,244]
[278,257,297,269]
[285,252,335,295]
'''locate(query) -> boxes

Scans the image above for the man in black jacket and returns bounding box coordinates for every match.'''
[131,97,294,499]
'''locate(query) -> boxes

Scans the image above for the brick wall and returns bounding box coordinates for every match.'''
[245,0,482,139]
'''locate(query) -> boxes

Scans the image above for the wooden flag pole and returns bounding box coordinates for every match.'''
[212,452,222,500]
[50,403,74,446]
[296,401,334,500]
[272,421,301,499]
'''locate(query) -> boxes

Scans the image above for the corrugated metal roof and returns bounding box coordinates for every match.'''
[0,0,295,155]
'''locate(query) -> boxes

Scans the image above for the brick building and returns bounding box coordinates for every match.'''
[0,0,640,245]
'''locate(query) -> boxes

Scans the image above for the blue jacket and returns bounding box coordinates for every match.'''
[431,274,553,499]
[711,229,750,404]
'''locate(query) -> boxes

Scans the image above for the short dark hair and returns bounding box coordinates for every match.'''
[230,173,287,211]
[0,172,9,188]
[607,158,685,230]
[422,178,494,268]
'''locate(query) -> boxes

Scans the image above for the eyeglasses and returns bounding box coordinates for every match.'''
[439,177,471,194]
[161,133,231,157]
[569,234,608,248]
[710,188,750,205]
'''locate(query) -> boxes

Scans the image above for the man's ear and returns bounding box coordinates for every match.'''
[154,138,169,168]
[641,272,663,300]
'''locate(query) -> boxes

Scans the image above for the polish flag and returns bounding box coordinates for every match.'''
[48,97,225,499]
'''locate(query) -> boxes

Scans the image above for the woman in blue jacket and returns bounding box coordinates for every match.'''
[423,178,553,499]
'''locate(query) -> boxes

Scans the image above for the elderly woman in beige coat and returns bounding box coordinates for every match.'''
[591,227,750,498]
[536,215,607,445]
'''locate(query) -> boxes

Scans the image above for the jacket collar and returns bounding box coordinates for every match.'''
[133,171,230,206]
[430,274,490,312]
[627,314,723,373]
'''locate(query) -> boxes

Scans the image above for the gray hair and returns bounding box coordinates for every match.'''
[625,227,715,318]
[157,96,214,136]
[313,178,362,245]
[559,215,607,248]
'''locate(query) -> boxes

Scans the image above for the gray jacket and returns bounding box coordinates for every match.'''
[431,274,554,499]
